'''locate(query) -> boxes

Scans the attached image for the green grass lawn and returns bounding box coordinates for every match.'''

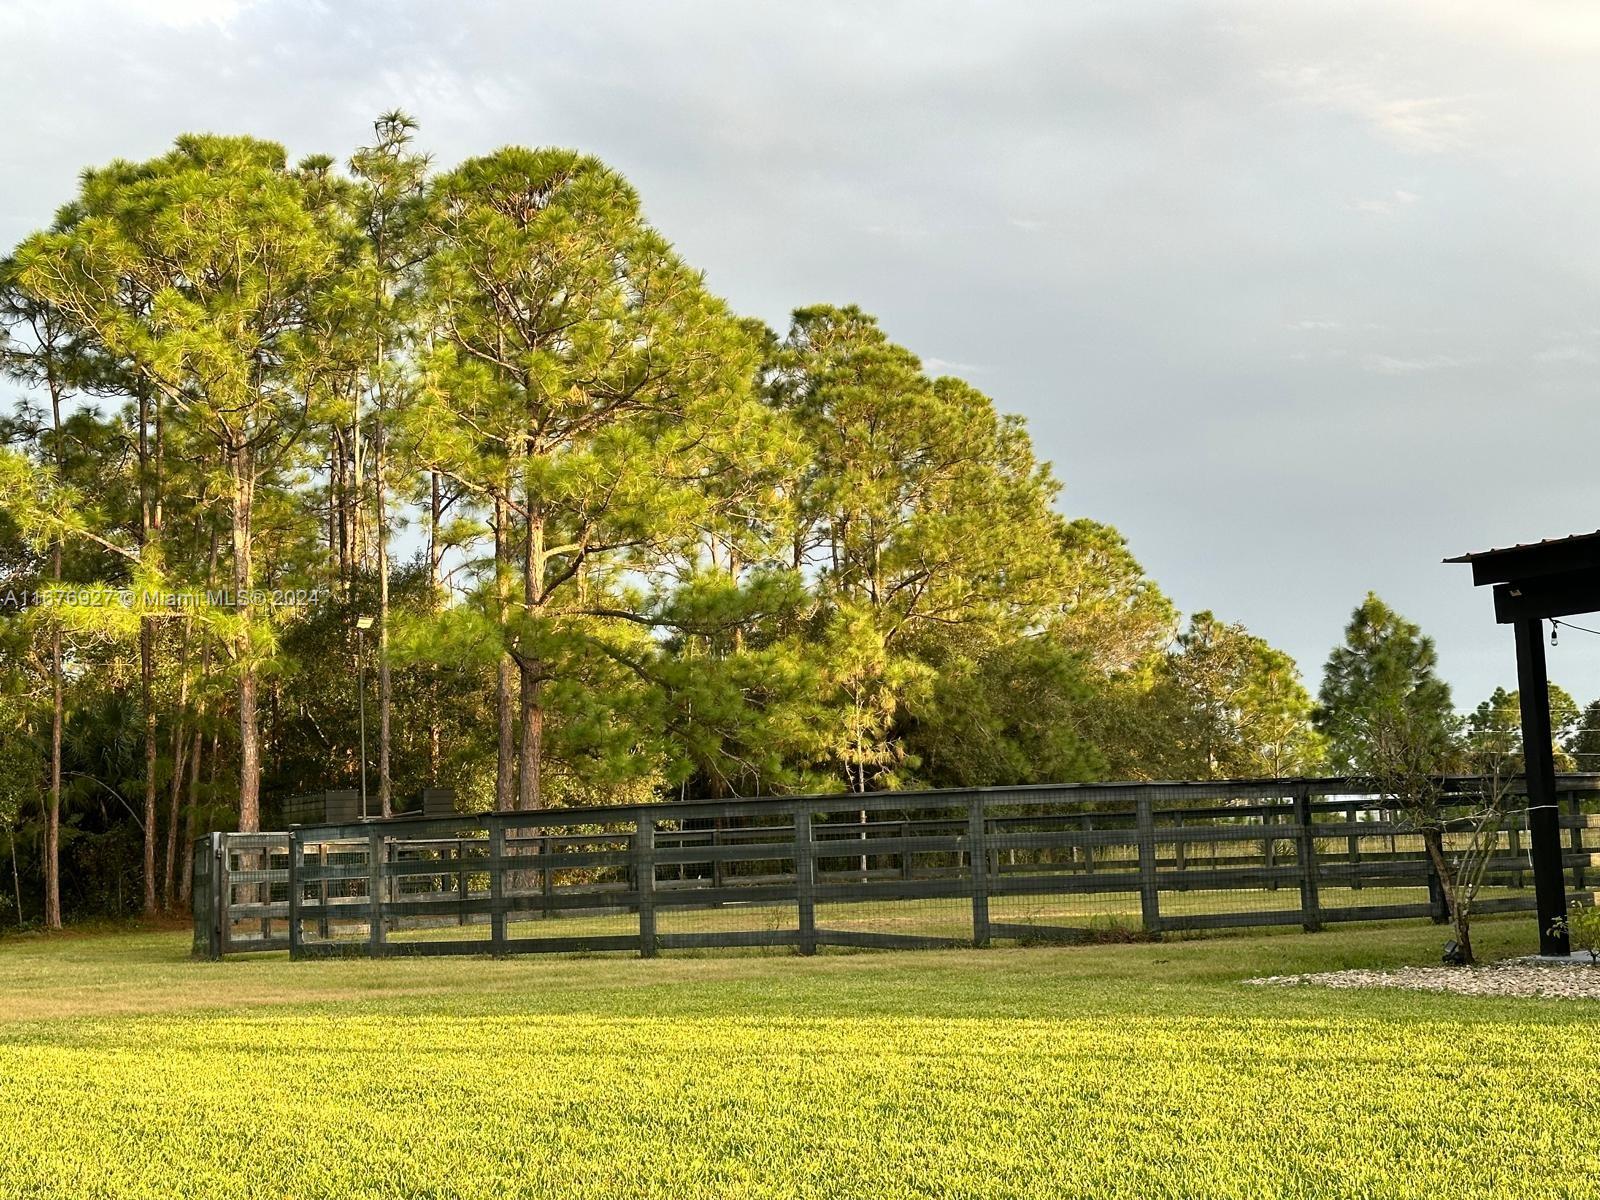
[1,918,1598,1198]
[301,883,1532,949]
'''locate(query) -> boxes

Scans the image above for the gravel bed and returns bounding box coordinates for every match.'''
[1246,960,1600,999]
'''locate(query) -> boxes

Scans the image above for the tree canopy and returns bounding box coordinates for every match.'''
[8,115,1495,929]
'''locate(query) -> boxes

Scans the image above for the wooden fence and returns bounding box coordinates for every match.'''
[192,774,1600,960]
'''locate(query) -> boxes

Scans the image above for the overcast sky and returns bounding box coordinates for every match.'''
[4,0,1599,708]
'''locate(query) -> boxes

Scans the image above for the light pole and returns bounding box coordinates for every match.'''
[356,615,374,818]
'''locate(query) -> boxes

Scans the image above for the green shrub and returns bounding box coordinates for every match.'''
[1550,901,1600,961]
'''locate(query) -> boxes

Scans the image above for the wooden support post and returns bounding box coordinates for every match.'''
[635,817,657,958]
[367,826,386,955]
[1080,814,1094,875]
[489,822,507,955]
[1514,618,1570,956]
[794,806,816,955]
[1509,819,1524,888]
[968,797,991,948]
[1135,794,1161,934]
[1346,802,1361,890]
[1294,787,1321,932]
[288,831,303,960]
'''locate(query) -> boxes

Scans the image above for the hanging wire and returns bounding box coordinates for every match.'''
[1551,617,1600,639]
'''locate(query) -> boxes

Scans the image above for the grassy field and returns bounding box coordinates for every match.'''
[290,883,1533,949]
[2,919,1598,1198]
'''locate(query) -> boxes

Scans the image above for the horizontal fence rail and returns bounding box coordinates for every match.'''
[192,774,1600,960]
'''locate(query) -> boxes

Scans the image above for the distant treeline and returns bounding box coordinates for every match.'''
[0,116,1570,926]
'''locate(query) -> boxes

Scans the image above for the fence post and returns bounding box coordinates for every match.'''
[794,805,816,955]
[367,826,386,956]
[1346,802,1361,890]
[1570,792,1586,892]
[968,797,991,948]
[1174,813,1186,885]
[635,816,657,958]
[207,832,226,960]
[1509,818,1524,888]
[489,821,507,955]
[542,832,555,917]
[1135,794,1161,934]
[1264,813,1277,891]
[287,830,303,960]
[1294,787,1322,932]
[456,841,468,926]
[318,842,331,940]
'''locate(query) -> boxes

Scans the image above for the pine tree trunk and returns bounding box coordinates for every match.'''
[428,471,442,780]
[430,472,441,583]
[179,534,217,907]
[45,383,65,930]
[162,716,186,910]
[178,723,209,909]
[518,667,542,811]
[493,494,516,811]
[141,620,158,914]
[232,446,260,833]
[45,618,62,929]
[10,838,20,929]
[161,615,194,910]
[329,435,343,588]
[517,509,543,811]
[375,397,392,818]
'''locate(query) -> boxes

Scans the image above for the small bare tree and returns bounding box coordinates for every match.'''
[1364,704,1515,965]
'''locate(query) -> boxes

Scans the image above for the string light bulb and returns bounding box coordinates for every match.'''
[1552,620,1559,647]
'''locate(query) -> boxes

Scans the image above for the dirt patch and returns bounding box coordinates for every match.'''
[1246,960,1600,999]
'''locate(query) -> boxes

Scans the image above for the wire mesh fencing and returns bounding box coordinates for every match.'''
[192,775,1600,960]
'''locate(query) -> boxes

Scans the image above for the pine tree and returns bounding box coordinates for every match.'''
[413,147,765,809]
[1147,611,1322,780]
[1315,592,1457,775]
[772,305,1065,790]
[1465,683,1580,772]
[12,135,342,832]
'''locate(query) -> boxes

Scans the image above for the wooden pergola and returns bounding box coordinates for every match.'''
[1447,530,1600,956]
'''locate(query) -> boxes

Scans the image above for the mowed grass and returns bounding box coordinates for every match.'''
[310,883,1534,948]
[1,920,1598,1198]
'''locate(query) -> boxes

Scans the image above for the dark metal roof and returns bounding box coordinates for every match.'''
[1448,529,1600,620]
[1445,529,1600,565]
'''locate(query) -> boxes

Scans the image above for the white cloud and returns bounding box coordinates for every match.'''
[98,0,253,29]
[1361,352,1479,374]
[1533,344,1600,366]
[1266,64,1473,153]
[1350,188,1421,215]
[923,357,986,376]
